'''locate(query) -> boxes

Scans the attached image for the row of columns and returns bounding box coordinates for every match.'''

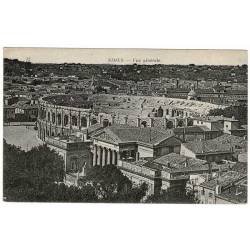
[93,145,121,167]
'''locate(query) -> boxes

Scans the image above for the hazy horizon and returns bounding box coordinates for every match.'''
[3,48,248,66]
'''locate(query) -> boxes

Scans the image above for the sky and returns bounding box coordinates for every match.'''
[3,48,248,65]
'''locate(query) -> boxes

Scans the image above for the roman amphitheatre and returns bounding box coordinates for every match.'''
[37,93,225,141]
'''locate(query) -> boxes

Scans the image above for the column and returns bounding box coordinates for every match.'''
[87,114,91,127]
[124,115,128,125]
[102,148,106,167]
[112,150,116,165]
[97,146,102,166]
[93,145,97,166]
[117,151,121,165]
[107,149,111,165]
[78,111,81,129]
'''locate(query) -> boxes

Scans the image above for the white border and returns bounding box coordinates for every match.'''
[0,1,249,250]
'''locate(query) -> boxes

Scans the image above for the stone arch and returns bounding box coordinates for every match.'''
[81,116,87,127]
[177,120,184,127]
[141,121,147,127]
[103,119,109,127]
[47,111,51,122]
[157,106,163,117]
[91,117,97,125]
[52,112,56,124]
[187,119,193,126]
[166,120,173,129]
[64,115,69,126]
[71,115,78,126]
[57,113,62,125]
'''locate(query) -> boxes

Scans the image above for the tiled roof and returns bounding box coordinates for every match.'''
[200,171,246,190]
[151,153,211,173]
[94,125,177,146]
[193,116,239,122]
[173,126,210,134]
[216,180,247,203]
[183,134,247,154]
[182,140,231,154]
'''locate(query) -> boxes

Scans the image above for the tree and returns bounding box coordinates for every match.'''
[208,105,247,124]
[80,164,148,202]
[3,141,97,202]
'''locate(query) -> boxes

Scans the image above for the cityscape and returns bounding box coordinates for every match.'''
[3,49,248,204]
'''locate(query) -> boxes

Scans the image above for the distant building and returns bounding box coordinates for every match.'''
[180,138,234,163]
[4,106,16,122]
[173,126,222,142]
[193,116,247,137]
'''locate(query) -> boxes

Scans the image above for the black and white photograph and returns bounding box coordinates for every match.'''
[3,48,248,204]
[1,2,250,250]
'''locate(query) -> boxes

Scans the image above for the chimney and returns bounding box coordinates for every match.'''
[111,115,115,125]
[184,159,188,168]
[99,114,103,124]
[82,130,88,141]
[124,115,128,125]
[149,117,154,127]
[215,184,221,195]
[136,117,141,127]
[135,152,140,161]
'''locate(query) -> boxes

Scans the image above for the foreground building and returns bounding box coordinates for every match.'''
[92,125,182,167]
[198,162,247,204]
[45,133,93,186]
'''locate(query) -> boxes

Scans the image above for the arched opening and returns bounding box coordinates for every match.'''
[47,112,51,122]
[52,113,55,124]
[57,114,62,125]
[81,116,87,127]
[166,120,173,129]
[71,116,78,126]
[157,106,163,117]
[64,115,69,126]
[91,117,97,125]
[177,120,184,127]
[51,132,54,136]
[187,119,193,126]
[103,119,109,127]
[141,121,147,127]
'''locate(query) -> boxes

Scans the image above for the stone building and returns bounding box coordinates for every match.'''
[92,125,182,167]
[198,162,247,204]
[45,133,93,186]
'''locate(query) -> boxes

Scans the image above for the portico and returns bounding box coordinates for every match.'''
[92,144,121,167]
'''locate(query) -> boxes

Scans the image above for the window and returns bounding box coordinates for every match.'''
[208,192,213,198]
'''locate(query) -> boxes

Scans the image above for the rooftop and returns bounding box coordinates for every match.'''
[193,115,239,122]
[150,153,212,173]
[94,125,178,146]
[182,134,247,155]
[42,94,93,108]
[200,170,247,190]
